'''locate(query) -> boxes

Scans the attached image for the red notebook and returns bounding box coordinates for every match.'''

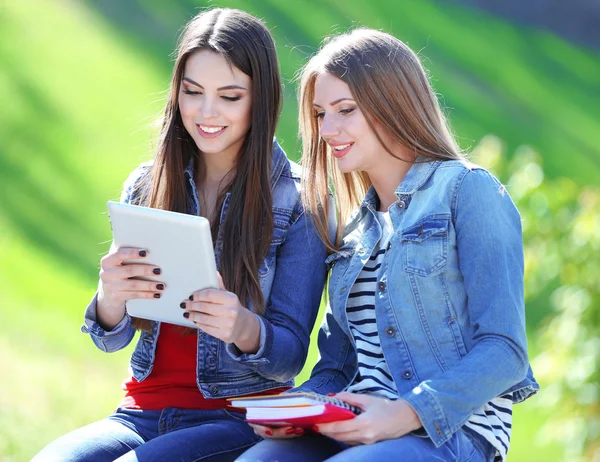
[229,392,361,428]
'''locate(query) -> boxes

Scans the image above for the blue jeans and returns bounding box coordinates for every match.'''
[235,429,496,462]
[32,407,261,462]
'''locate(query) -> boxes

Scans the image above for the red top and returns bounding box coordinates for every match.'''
[119,323,288,410]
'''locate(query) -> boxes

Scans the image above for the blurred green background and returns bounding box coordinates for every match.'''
[1,1,598,460]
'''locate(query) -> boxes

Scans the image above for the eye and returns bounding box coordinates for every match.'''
[221,95,242,102]
[182,89,201,96]
[314,111,325,120]
[339,107,355,115]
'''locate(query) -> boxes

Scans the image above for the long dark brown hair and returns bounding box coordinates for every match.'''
[131,8,282,331]
[299,29,463,252]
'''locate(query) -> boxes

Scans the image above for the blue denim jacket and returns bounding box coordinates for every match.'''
[81,141,327,398]
[297,160,539,447]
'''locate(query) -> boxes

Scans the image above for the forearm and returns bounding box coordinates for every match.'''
[402,336,527,447]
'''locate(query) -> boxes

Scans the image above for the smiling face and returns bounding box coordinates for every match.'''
[178,49,252,164]
[313,72,394,176]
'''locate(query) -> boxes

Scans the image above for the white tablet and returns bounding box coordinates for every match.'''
[107,201,219,328]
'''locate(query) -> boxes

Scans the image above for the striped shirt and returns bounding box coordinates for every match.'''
[345,210,512,461]
[346,211,397,399]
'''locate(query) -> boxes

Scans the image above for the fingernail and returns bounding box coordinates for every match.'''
[156,284,164,290]
[180,302,186,309]
[285,428,295,434]
[188,295,194,301]
[312,425,319,432]
[265,430,273,436]
[183,312,189,319]
[139,250,147,257]
[154,293,161,299]
[153,268,161,275]
[326,393,336,396]
[295,428,304,435]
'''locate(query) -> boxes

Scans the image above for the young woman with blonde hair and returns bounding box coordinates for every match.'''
[33,8,327,462]
[238,28,538,462]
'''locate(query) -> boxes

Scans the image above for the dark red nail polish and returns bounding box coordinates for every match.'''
[188,295,194,301]
[295,428,304,435]
[327,392,336,396]
[180,302,186,309]
[139,250,147,257]
[153,268,161,275]
[183,312,189,318]
[156,284,164,290]
[154,293,161,299]
[312,425,319,432]
[265,430,273,436]
[285,428,295,434]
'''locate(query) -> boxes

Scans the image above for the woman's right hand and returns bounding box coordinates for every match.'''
[96,246,164,330]
[248,423,305,439]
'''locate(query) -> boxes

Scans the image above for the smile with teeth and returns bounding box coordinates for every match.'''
[330,142,354,158]
[198,125,226,134]
[333,144,352,151]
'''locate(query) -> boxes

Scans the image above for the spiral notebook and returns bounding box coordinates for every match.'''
[229,392,361,428]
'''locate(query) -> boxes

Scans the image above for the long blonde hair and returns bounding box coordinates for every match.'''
[299,29,463,252]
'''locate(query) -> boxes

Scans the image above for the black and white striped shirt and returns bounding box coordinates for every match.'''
[345,210,512,461]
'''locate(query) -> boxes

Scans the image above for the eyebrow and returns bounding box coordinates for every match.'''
[182,77,247,91]
[313,97,355,108]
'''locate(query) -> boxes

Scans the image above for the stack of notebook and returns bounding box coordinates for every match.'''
[229,392,361,428]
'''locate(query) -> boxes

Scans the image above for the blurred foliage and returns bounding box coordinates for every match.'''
[473,136,600,462]
[1,0,599,460]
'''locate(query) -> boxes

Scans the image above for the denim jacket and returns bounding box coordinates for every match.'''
[81,141,327,398]
[297,160,539,447]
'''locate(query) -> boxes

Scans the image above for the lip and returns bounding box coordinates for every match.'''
[196,124,227,139]
[329,142,354,159]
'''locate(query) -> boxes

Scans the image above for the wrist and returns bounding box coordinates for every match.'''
[233,310,261,354]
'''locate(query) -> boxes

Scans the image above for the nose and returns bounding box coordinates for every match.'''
[319,113,340,140]
[201,96,218,120]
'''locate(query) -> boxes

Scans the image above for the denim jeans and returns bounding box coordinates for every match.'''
[235,429,496,462]
[32,407,261,462]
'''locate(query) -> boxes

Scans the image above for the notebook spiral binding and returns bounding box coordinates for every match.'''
[311,393,362,415]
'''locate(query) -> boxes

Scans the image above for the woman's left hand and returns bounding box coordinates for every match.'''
[315,392,422,446]
[183,272,261,353]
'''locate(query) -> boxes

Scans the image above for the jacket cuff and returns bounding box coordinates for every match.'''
[402,384,453,448]
[81,293,130,339]
[225,314,269,364]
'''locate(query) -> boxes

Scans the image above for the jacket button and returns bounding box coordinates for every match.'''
[210,385,219,394]
[209,356,215,365]
[378,281,386,292]
[397,200,406,209]
[385,327,395,336]
[402,369,413,379]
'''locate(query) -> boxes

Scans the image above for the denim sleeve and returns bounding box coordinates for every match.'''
[402,168,529,447]
[226,211,328,382]
[293,306,357,395]
[80,167,147,352]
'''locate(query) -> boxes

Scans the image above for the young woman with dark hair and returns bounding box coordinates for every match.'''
[238,28,539,462]
[33,8,327,462]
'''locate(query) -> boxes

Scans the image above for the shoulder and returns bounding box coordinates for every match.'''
[120,162,153,204]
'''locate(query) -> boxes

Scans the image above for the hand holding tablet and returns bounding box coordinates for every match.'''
[107,201,219,329]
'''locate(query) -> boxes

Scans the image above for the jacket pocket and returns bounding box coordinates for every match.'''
[401,217,449,276]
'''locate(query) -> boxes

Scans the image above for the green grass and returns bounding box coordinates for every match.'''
[1,0,599,460]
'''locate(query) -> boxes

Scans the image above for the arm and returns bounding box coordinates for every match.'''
[224,210,328,382]
[81,166,155,352]
[402,168,529,447]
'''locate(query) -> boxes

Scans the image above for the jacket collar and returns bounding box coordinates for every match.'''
[360,160,441,212]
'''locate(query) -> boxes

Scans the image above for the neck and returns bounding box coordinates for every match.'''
[367,155,412,212]
[195,153,236,220]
